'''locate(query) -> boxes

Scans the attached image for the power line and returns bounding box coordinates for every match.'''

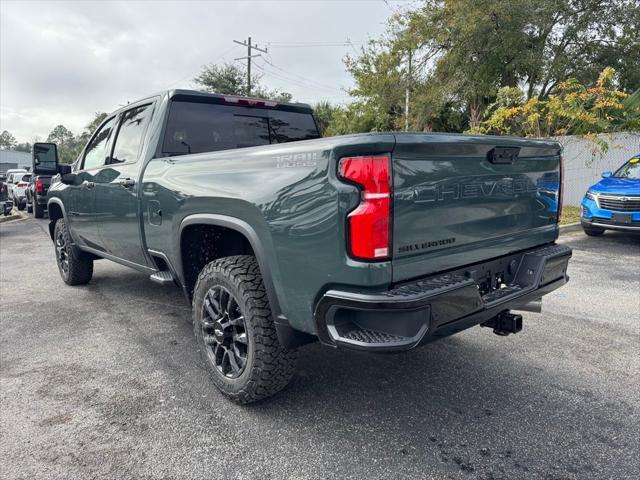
[253,60,346,96]
[261,57,343,92]
[233,37,268,96]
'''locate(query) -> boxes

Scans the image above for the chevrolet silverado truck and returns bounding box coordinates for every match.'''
[34,89,572,403]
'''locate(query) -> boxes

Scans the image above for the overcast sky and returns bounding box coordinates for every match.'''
[0,0,407,143]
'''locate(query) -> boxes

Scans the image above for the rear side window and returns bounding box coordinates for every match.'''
[83,117,116,170]
[20,174,31,182]
[162,101,319,155]
[111,104,153,164]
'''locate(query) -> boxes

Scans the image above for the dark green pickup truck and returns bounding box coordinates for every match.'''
[34,90,571,403]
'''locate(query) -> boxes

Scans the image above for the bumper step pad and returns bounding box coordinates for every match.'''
[342,328,405,344]
[315,243,572,352]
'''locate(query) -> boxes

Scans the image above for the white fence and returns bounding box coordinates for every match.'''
[555,132,640,206]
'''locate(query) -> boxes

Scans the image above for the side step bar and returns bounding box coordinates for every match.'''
[150,271,175,285]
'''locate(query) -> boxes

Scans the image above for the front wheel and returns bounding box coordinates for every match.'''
[583,225,605,236]
[54,219,94,285]
[192,255,296,404]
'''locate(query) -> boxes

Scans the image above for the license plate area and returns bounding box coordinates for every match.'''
[612,213,632,224]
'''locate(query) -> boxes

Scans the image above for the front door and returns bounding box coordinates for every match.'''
[93,103,154,267]
[67,116,117,250]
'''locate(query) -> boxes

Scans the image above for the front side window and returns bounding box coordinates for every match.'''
[613,158,640,179]
[111,104,153,164]
[83,117,116,170]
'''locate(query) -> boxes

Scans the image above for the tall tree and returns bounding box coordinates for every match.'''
[14,142,32,153]
[194,62,292,101]
[0,130,17,150]
[47,125,75,163]
[344,0,639,132]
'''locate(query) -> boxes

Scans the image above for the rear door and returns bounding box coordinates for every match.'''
[391,133,561,283]
[93,102,154,267]
[66,116,117,250]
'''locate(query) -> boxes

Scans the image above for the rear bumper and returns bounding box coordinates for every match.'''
[314,243,572,352]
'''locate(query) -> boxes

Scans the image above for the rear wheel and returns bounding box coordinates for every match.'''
[34,201,44,218]
[27,201,33,213]
[583,225,605,236]
[192,255,296,404]
[54,219,93,285]
[17,201,25,211]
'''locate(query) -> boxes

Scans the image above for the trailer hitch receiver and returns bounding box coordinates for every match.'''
[481,311,523,336]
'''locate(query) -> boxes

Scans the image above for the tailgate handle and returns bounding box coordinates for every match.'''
[488,146,520,164]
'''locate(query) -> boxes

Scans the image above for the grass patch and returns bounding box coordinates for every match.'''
[560,205,581,225]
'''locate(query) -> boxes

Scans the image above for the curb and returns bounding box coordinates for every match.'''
[0,213,23,224]
[559,222,582,235]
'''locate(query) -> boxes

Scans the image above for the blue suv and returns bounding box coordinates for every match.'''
[581,155,640,236]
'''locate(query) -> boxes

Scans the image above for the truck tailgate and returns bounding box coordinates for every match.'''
[391,133,561,283]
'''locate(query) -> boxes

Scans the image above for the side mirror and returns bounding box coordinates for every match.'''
[60,173,77,185]
[601,171,612,178]
[32,142,60,175]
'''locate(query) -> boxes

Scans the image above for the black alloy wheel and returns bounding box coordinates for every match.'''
[200,285,249,379]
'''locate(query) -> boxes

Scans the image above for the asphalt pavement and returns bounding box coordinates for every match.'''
[1,217,638,479]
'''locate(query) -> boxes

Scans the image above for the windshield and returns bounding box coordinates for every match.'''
[162,100,320,155]
[613,158,640,179]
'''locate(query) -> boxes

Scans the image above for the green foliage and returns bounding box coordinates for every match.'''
[194,62,292,102]
[47,125,75,163]
[336,0,639,135]
[470,68,637,148]
[0,130,17,150]
[312,101,341,135]
[14,142,32,153]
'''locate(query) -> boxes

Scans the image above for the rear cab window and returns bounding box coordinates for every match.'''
[162,99,320,156]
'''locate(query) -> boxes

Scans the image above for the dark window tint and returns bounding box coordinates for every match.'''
[111,104,153,164]
[83,117,116,170]
[162,101,319,155]
[269,110,319,143]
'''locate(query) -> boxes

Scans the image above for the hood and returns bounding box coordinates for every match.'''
[589,176,640,195]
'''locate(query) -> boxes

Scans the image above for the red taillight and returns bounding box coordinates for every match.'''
[338,155,391,260]
[557,156,564,222]
[36,177,44,193]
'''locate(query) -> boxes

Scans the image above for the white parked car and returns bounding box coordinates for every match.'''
[6,170,30,211]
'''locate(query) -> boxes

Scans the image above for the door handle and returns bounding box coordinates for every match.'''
[82,181,95,189]
[117,178,136,188]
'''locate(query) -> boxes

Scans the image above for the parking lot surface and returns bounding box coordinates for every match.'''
[1,218,639,479]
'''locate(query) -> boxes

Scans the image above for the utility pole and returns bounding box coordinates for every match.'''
[405,49,412,131]
[233,37,268,96]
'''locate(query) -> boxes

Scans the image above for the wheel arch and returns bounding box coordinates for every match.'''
[177,214,281,316]
[47,198,66,241]
[177,214,314,349]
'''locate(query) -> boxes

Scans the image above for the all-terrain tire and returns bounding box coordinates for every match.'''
[583,225,605,236]
[192,255,296,404]
[54,219,94,285]
[34,201,44,218]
